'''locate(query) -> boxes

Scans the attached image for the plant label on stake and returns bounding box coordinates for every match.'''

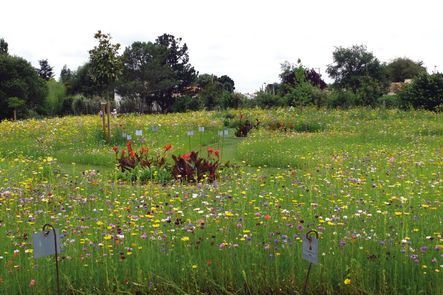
[198,126,205,132]
[33,224,62,295]
[122,132,127,139]
[33,229,62,258]
[126,135,132,140]
[187,130,194,136]
[302,232,319,264]
[135,130,142,136]
[302,230,319,295]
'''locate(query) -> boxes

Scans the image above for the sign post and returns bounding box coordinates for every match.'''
[302,230,319,295]
[33,224,61,295]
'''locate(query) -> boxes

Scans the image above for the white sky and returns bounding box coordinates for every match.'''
[1,0,442,93]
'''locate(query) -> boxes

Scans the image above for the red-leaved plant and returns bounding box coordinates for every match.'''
[171,147,219,182]
[113,141,172,171]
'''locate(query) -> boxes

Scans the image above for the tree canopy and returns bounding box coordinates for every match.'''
[37,59,54,81]
[386,58,426,82]
[118,34,197,112]
[0,54,47,119]
[88,30,123,99]
[326,45,388,92]
[0,38,8,55]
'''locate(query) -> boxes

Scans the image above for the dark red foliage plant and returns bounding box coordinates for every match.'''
[171,147,219,183]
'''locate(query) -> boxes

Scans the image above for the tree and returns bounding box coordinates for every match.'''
[69,63,101,97]
[0,38,8,55]
[154,34,197,111]
[60,65,72,83]
[326,45,388,92]
[8,97,25,120]
[0,54,47,119]
[44,80,67,116]
[399,72,443,111]
[37,59,54,81]
[386,58,426,82]
[118,34,197,112]
[218,75,235,92]
[88,30,123,99]
[280,60,326,92]
[118,41,176,112]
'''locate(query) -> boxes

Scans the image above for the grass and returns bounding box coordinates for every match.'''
[0,108,441,294]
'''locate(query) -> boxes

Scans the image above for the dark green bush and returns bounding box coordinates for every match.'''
[398,73,443,111]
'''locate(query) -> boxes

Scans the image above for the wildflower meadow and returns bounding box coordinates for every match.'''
[0,108,441,294]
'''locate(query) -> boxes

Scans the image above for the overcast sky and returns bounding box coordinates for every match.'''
[1,0,442,93]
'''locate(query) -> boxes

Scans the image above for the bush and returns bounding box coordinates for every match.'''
[398,73,443,111]
[356,76,386,106]
[325,89,359,108]
[377,94,401,108]
[254,92,283,108]
[172,95,201,112]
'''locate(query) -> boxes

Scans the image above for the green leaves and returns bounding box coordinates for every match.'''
[88,30,123,98]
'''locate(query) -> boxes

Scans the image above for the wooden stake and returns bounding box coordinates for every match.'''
[106,102,111,143]
[101,102,106,142]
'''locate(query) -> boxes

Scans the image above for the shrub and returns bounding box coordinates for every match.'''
[377,94,401,108]
[254,92,283,108]
[398,73,443,111]
[325,89,359,108]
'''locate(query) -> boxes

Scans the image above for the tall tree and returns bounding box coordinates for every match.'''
[0,38,8,55]
[60,65,72,83]
[88,30,123,100]
[37,59,54,81]
[326,45,388,92]
[118,34,197,112]
[0,54,47,119]
[118,41,175,112]
[154,34,197,111]
[386,58,426,82]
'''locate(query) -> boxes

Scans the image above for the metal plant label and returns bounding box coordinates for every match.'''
[33,229,62,259]
[302,235,318,264]
[135,130,142,136]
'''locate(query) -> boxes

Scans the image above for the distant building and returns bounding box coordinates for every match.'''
[388,79,413,95]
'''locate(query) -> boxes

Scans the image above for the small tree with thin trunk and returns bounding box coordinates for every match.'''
[8,97,25,120]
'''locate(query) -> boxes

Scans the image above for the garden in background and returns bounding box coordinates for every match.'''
[0,108,441,294]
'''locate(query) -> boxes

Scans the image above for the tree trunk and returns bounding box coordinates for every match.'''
[13,109,16,121]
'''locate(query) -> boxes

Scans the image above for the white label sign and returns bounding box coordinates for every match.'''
[218,130,223,137]
[135,130,142,136]
[198,126,205,132]
[302,235,318,264]
[33,229,62,259]
[223,129,228,136]
[122,132,127,138]
[187,130,194,136]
